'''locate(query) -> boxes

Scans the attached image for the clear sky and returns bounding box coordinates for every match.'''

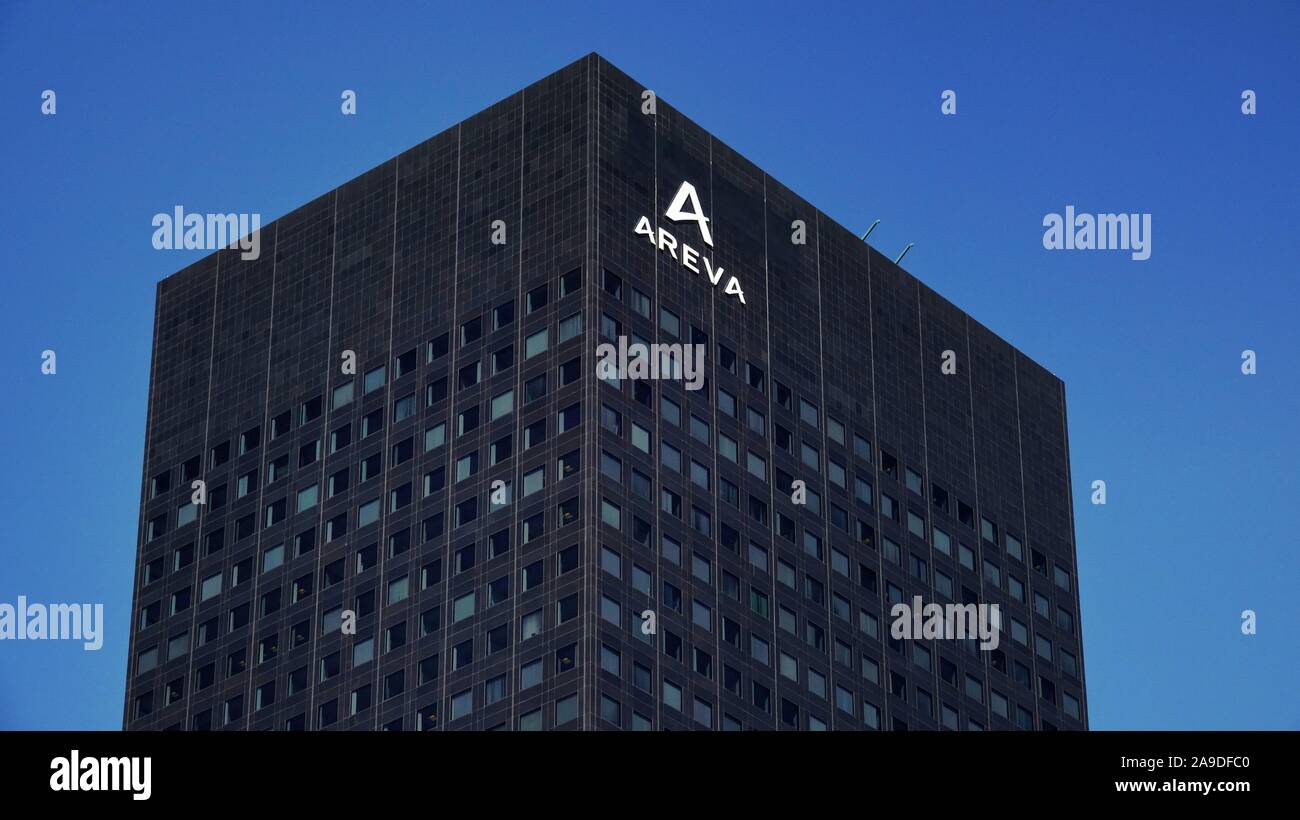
[1,0,1296,730]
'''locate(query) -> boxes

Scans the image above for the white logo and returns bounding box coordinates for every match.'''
[50,750,151,800]
[633,180,745,304]
[663,181,712,247]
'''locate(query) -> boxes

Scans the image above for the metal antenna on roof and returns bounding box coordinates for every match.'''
[860,220,880,241]
[894,243,914,264]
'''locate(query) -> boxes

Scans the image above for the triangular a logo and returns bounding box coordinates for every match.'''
[664,181,712,247]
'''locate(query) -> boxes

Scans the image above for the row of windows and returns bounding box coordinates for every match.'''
[144,402,1071,676]
[144,390,585,545]
[133,638,580,730]
[146,277,1074,623]
[135,537,592,677]
[137,443,1076,725]
[135,628,1082,730]
[594,459,1073,651]
[594,576,1078,715]
[597,379,1074,599]
[145,264,585,504]
[137,387,1076,701]
[147,369,575,521]
[135,471,587,648]
[137,523,1079,731]
[594,537,1080,680]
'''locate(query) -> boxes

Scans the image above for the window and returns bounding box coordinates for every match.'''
[795,439,816,470]
[692,599,712,631]
[512,510,540,543]
[520,282,547,314]
[296,483,319,513]
[454,589,480,621]
[558,312,582,342]
[424,333,450,363]
[450,639,474,672]
[555,642,577,674]
[150,470,171,499]
[483,622,509,657]
[386,575,410,606]
[525,329,548,359]
[363,366,385,394]
[207,441,233,471]
[553,591,579,624]
[486,530,509,561]
[484,674,508,707]
[522,466,545,497]
[1055,565,1072,592]
[981,515,998,545]
[983,559,1001,587]
[799,397,819,428]
[559,403,581,433]
[1058,606,1075,633]
[170,501,195,530]
[482,573,509,607]
[460,316,482,347]
[588,493,618,531]
[597,594,620,625]
[631,563,652,595]
[448,543,474,577]
[661,679,683,712]
[388,347,416,380]
[630,287,651,318]
[1035,633,1054,662]
[1015,705,1034,730]
[294,441,320,471]
[393,392,416,422]
[659,307,680,337]
[717,389,738,415]
[490,390,514,421]
[517,657,543,691]
[808,668,827,699]
[457,406,480,437]
[411,558,441,593]
[362,409,384,438]
[516,608,544,643]
[458,361,481,391]
[450,690,473,722]
[893,463,919,494]
[600,269,624,300]
[258,542,286,573]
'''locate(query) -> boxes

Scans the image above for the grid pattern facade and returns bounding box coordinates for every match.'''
[124,53,1087,731]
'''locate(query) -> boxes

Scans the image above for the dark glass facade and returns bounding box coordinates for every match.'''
[125,53,1086,731]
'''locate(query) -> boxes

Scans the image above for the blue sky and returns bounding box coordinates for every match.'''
[1,0,1296,729]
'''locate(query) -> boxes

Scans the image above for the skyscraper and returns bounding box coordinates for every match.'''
[125,53,1086,731]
